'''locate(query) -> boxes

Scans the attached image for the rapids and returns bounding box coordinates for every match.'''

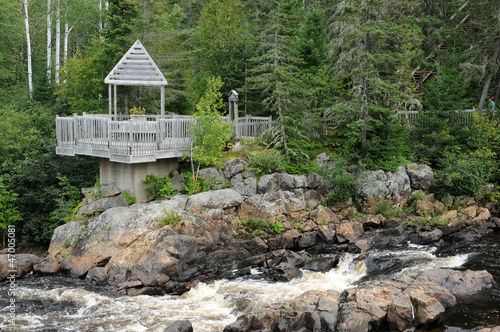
[1,232,499,332]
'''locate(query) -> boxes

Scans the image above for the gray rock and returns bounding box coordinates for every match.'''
[223,158,248,179]
[185,189,243,216]
[406,163,435,191]
[232,177,257,197]
[257,174,278,194]
[78,194,128,216]
[357,166,411,213]
[171,174,187,192]
[198,167,223,185]
[316,152,331,169]
[415,269,494,296]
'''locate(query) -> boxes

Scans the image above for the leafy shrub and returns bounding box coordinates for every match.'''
[435,152,491,196]
[159,209,182,225]
[373,199,403,220]
[143,174,176,199]
[321,155,359,203]
[122,190,136,205]
[248,151,286,176]
[242,217,284,239]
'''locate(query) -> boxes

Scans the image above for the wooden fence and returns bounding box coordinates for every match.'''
[56,113,272,163]
[396,109,475,126]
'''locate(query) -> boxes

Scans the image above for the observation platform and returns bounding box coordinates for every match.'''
[55,113,273,163]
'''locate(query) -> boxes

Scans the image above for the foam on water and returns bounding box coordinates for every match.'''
[1,246,471,332]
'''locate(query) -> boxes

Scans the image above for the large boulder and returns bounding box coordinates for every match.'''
[78,183,128,216]
[406,163,435,191]
[223,158,248,179]
[415,269,494,296]
[185,189,243,216]
[357,166,411,213]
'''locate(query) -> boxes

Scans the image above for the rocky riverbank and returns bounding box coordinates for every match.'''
[1,157,499,331]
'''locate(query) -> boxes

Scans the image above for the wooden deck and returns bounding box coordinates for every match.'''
[56,114,272,163]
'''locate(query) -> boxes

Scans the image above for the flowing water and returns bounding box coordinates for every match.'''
[1,232,499,332]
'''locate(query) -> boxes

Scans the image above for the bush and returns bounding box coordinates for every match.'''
[322,155,359,203]
[159,209,182,225]
[143,174,176,199]
[435,152,491,196]
[248,151,286,176]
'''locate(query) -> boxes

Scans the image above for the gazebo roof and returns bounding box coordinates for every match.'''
[105,40,167,86]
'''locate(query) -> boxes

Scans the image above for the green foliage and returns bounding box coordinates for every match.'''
[122,191,136,205]
[195,0,247,88]
[0,177,22,230]
[248,151,287,176]
[360,114,411,171]
[143,174,176,199]
[435,152,491,196]
[241,217,284,239]
[189,76,233,179]
[373,199,404,220]
[48,175,83,240]
[322,155,359,204]
[159,209,182,226]
[422,54,475,111]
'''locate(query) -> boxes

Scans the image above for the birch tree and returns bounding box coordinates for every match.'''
[47,0,52,83]
[55,0,60,84]
[23,0,33,98]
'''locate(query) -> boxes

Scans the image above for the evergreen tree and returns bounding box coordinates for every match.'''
[326,0,422,170]
[248,0,305,160]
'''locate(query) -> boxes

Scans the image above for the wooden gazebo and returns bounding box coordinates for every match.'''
[105,40,168,117]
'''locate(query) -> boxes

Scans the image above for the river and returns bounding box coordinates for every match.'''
[1,232,499,331]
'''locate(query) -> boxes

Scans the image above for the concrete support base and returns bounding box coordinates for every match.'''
[100,158,178,203]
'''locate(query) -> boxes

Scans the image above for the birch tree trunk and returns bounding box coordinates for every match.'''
[23,0,33,98]
[478,40,500,109]
[55,0,60,84]
[47,0,52,83]
[63,0,72,66]
[98,0,102,33]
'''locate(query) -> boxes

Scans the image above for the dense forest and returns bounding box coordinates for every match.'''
[1,0,500,244]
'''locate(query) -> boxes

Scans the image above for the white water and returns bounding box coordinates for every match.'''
[1,246,469,332]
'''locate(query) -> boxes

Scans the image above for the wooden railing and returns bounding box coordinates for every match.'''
[56,113,272,163]
[396,109,475,126]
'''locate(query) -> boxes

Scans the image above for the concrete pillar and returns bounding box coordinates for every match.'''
[100,158,178,202]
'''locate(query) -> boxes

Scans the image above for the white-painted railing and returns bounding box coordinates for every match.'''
[56,113,272,163]
[231,115,273,139]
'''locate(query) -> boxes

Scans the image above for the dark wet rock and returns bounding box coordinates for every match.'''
[273,262,302,281]
[86,266,108,286]
[33,257,60,275]
[303,256,339,272]
[163,319,193,332]
[244,237,268,255]
[297,231,320,248]
[359,214,386,229]
[317,224,336,243]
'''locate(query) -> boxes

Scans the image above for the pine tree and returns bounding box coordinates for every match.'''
[248,0,305,160]
[326,0,422,170]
